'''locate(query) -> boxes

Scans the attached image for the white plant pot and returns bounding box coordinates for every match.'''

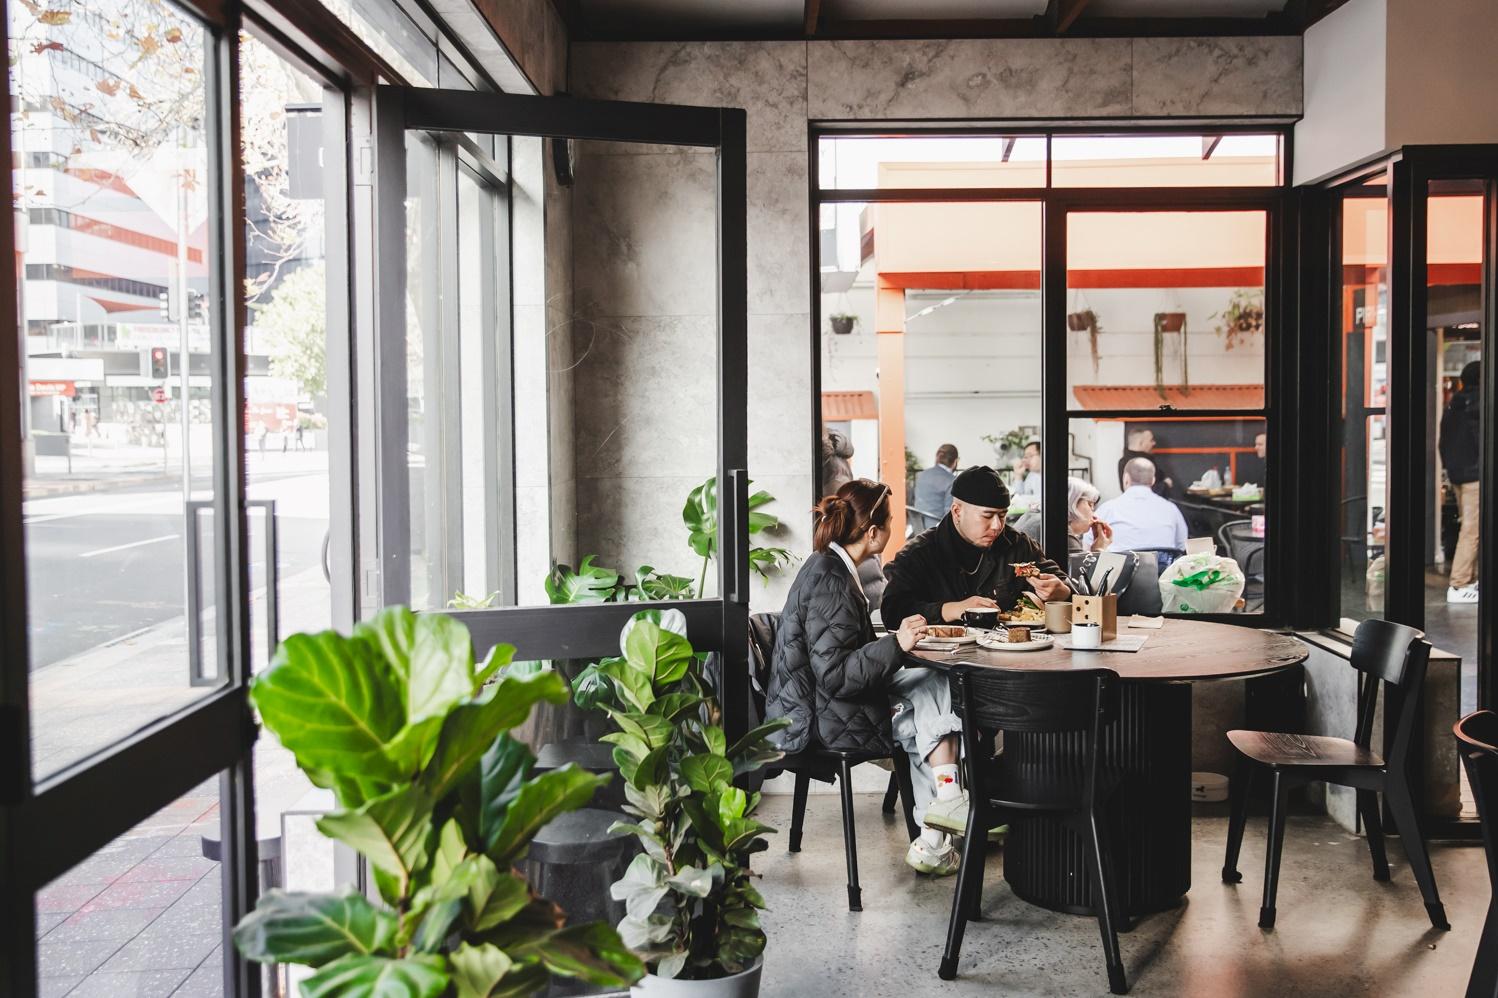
[630,959,763,998]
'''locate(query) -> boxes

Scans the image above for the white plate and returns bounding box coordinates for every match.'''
[916,628,979,649]
[976,631,1055,653]
[997,617,1048,633]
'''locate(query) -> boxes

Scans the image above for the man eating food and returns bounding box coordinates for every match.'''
[881,466,1071,628]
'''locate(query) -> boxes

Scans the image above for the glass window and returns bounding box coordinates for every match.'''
[12,0,232,776]
[1336,178,1390,626]
[320,0,437,86]
[817,135,1046,189]
[1065,211,1268,411]
[1052,134,1281,187]
[36,779,224,996]
[819,199,1043,551]
[1069,416,1267,612]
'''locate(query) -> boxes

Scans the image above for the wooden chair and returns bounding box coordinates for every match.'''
[747,612,920,913]
[1221,618,1449,932]
[939,665,1129,995]
[1455,710,1498,998]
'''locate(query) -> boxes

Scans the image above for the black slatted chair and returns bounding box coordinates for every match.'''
[1217,519,1265,611]
[748,612,920,913]
[1455,711,1498,998]
[939,666,1128,995]
[1222,618,1448,932]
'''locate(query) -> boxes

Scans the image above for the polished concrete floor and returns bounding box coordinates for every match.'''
[754,792,1489,997]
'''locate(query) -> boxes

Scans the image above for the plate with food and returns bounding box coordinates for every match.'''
[997,593,1047,630]
[915,624,980,650]
[977,628,1054,653]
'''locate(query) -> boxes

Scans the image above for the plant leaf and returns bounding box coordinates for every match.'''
[702,726,726,756]
[511,922,644,988]
[487,964,549,998]
[666,866,714,899]
[250,630,406,803]
[476,734,535,851]
[464,856,532,932]
[545,556,621,605]
[299,954,448,998]
[421,672,567,797]
[232,890,396,967]
[474,642,515,688]
[450,942,512,998]
[645,692,702,722]
[485,765,608,865]
[624,622,693,687]
[316,789,433,896]
[680,754,733,793]
[598,657,653,713]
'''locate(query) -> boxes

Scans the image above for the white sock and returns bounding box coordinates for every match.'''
[920,826,947,848]
[933,763,961,801]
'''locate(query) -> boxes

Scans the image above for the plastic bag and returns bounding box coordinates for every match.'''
[1158,551,1246,614]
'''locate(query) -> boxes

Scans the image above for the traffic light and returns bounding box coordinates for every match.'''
[149,347,169,380]
[188,290,206,323]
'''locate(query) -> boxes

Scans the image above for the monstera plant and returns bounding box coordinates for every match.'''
[234,607,644,997]
[682,476,791,597]
[589,610,788,990]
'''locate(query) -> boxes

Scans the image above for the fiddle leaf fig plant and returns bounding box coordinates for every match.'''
[236,607,644,997]
[589,610,790,980]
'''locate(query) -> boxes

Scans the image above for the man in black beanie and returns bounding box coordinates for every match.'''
[881,466,1071,626]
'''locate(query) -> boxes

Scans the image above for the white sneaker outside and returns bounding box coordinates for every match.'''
[1448,585,1480,605]
[923,792,970,836]
[905,836,960,876]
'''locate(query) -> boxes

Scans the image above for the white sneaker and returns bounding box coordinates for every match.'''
[1448,584,1480,604]
[923,792,970,836]
[905,836,960,876]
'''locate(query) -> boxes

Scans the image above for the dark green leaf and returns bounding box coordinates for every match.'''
[465,856,531,932]
[545,556,621,605]
[485,764,608,865]
[476,734,535,851]
[250,630,407,802]
[646,692,702,722]
[232,890,396,967]
[681,754,733,793]
[450,942,512,998]
[477,897,564,951]
[570,660,614,711]
[299,954,448,998]
[630,746,668,791]
[513,922,644,988]
[422,672,567,797]
[599,657,653,712]
[726,718,791,761]
[722,906,761,930]
[316,789,434,894]
[487,964,549,998]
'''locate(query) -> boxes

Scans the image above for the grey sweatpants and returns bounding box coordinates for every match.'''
[888,666,963,826]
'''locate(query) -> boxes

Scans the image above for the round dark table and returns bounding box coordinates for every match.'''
[911,619,1306,917]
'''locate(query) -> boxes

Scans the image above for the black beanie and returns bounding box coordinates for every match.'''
[951,466,1011,509]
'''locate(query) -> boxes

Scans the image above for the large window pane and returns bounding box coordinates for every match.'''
[817,135,1046,189]
[1065,210,1267,411]
[1068,416,1267,613]
[36,779,223,997]
[1337,180,1390,624]
[13,0,229,776]
[1052,133,1281,187]
[819,200,1043,550]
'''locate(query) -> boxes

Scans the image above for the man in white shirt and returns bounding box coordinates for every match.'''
[1096,457,1188,556]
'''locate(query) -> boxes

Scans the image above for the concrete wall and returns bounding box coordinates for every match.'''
[1295,0,1387,186]
[569,36,1302,610]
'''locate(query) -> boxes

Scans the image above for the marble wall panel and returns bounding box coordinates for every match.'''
[745,473,814,613]
[574,474,714,585]
[1132,37,1303,117]
[748,313,813,477]
[806,38,1132,120]
[572,148,718,319]
[571,41,808,153]
[748,153,810,315]
[572,314,719,481]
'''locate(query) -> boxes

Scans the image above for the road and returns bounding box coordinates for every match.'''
[24,457,332,670]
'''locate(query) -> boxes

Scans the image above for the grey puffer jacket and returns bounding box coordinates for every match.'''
[763,550,906,756]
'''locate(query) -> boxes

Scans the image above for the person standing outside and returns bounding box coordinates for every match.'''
[912,444,959,530]
[1440,360,1481,604]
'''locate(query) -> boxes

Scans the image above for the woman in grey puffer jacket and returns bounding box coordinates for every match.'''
[764,479,966,876]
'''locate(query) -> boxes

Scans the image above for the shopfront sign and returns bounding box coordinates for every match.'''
[29,380,75,397]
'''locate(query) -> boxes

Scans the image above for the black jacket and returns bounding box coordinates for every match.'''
[1440,389,1481,485]
[764,550,906,756]
[881,515,1062,625]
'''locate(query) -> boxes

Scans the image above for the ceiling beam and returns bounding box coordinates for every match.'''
[572,15,1301,42]
[804,0,822,36]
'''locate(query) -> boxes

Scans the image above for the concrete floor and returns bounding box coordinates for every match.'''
[753,792,1490,997]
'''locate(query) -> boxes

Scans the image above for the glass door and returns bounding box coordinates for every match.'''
[368,86,752,740]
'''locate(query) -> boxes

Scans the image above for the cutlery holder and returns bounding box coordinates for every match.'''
[1071,593,1118,641]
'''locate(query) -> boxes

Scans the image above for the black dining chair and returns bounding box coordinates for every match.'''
[1221,618,1448,932]
[939,665,1128,995]
[1455,710,1498,998]
[1217,519,1265,611]
[746,612,920,913]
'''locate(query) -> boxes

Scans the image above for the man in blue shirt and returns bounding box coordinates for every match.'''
[1096,457,1189,556]
[1012,440,1042,499]
[912,444,958,532]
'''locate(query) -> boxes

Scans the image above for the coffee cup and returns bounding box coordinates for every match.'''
[1072,621,1102,650]
[1044,600,1073,633]
[963,607,999,631]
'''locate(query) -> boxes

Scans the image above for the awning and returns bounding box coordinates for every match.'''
[1071,384,1265,410]
[822,390,878,421]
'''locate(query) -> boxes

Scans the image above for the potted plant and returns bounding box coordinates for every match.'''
[589,610,789,996]
[1067,309,1103,372]
[1212,288,1265,350]
[682,476,791,598]
[234,607,644,996]
[1153,312,1190,395]
[828,313,857,335]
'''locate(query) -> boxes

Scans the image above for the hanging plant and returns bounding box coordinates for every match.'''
[1212,289,1265,351]
[828,313,857,335]
[1153,312,1189,397]
[1067,309,1103,374]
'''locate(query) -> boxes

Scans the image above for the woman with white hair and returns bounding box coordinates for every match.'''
[1013,476,1113,555]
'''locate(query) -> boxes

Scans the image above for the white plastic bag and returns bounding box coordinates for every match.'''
[1158,551,1246,614]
